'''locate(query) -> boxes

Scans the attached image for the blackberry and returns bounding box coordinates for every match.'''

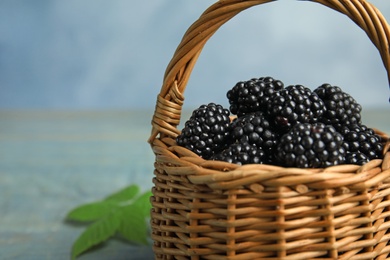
[211,142,267,165]
[230,111,278,162]
[227,76,284,117]
[346,152,370,165]
[339,124,383,165]
[314,84,362,130]
[275,123,346,168]
[176,103,231,159]
[266,85,326,133]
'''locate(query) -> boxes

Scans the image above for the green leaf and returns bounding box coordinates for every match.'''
[66,201,115,222]
[66,185,153,259]
[116,191,153,245]
[105,185,140,202]
[118,205,149,245]
[71,210,121,259]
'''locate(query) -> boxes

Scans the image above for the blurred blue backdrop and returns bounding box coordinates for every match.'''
[1,0,389,110]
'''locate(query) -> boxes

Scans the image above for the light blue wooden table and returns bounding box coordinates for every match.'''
[0,110,156,259]
[0,109,389,259]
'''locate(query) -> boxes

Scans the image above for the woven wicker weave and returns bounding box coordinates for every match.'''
[148,0,390,259]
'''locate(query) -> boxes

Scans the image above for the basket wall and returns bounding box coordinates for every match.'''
[151,137,390,259]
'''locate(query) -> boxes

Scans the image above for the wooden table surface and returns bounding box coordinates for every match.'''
[0,110,156,259]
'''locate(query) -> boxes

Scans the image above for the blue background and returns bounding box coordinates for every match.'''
[1,0,390,110]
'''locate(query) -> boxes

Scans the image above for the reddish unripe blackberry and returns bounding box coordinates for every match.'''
[266,85,326,133]
[176,103,231,159]
[230,112,278,163]
[339,124,383,165]
[314,84,362,130]
[211,142,267,165]
[275,123,346,168]
[227,76,284,117]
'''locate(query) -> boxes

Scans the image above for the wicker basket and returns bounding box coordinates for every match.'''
[148,0,390,259]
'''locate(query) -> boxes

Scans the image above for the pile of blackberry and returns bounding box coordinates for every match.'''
[176,77,385,167]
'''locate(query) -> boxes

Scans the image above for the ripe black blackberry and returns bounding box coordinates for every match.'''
[211,142,267,165]
[314,84,362,130]
[230,111,278,162]
[266,85,326,133]
[346,152,370,165]
[339,124,383,165]
[176,103,231,159]
[275,123,346,168]
[227,76,284,117]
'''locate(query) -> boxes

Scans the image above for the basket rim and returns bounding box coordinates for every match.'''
[152,133,390,190]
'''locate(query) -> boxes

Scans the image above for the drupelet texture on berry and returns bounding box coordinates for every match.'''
[227,76,284,117]
[266,85,326,133]
[275,123,346,168]
[339,124,384,165]
[314,83,362,131]
[176,103,232,159]
[211,142,266,165]
[229,111,278,163]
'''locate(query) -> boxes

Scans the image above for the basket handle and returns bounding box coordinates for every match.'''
[149,0,390,144]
